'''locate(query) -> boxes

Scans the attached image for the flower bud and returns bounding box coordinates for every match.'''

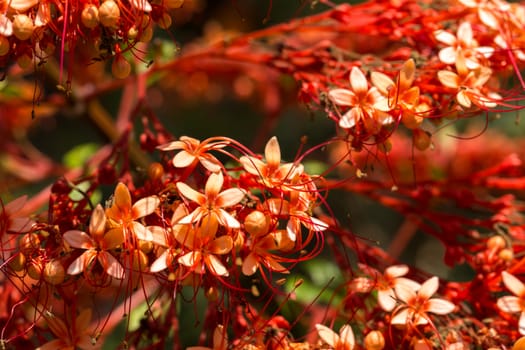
[365,330,385,350]
[19,233,40,255]
[12,14,34,40]
[244,210,270,237]
[27,258,43,280]
[43,260,65,285]
[513,336,525,350]
[16,52,33,69]
[112,54,131,79]
[82,4,100,29]
[413,129,431,151]
[486,235,506,250]
[99,0,120,28]
[148,162,164,182]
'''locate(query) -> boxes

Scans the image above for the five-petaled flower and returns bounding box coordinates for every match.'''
[176,215,233,276]
[315,323,355,350]
[434,21,494,69]
[356,264,421,312]
[176,171,245,229]
[328,66,391,132]
[497,271,525,335]
[240,136,303,189]
[63,204,125,279]
[391,276,455,326]
[105,182,160,242]
[157,136,228,173]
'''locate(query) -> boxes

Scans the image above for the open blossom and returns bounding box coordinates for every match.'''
[328,66,392,132]
[176,171,245,228]
[355,264,421,312]
[105,182,160,241]
[63,205,125,279]
[157,136,228,173]
[240,136,303,188]
[434,21,494,69]
[438,54,501,109]
[391,276,455,326]
[315,324,355,350]
[497,271,525,335]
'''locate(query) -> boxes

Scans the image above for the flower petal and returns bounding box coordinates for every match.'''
[206,254,229,276]
[418,276,439,299]
[173,151,196,168]
[426,298,455,315]
[98,251,124,279]
[315,324,339,347]
[371,71,394,95]
[205,172,224,198]
[350,66,369,94]
[150,251,169,273]
[339,324,355,347]
[385,265,409,278]
[329,89,356,107]
[67,251,95,275]
[264,137,281,169]
[216,188,245,208]
[177,182,207,205]
[242,253,259,276]
[89,205,107,237]
[63,230,96,249]
[378,288,397,312]
[217,209,241,229]
[497,295,522,313]
[208,236,233,255]
[132,196,159,218]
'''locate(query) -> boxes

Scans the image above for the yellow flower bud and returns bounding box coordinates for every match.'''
[82,4,100,29]
[99,0,120,28]
[112,54,131,79]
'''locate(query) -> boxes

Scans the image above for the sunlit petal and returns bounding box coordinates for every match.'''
[426,298,455,314]
[378,288,397,311]
[329,89,356,106]
[63,230,95,249]
[205,172,224,198]
[264,136,282,169]
[418,276,439,299]
[173,151,196,168]
[350,66,369,94]
[177,182,207,205]
[206,254,229,276]
[242,253,259,276]
[497,295,522,313]
[339,324,355,348]
[89,205,107,236]
[208,236,233,255]
[315,324,339,347]
[132,196,159,218]
[216,188,245,208]
[99,251,124,279]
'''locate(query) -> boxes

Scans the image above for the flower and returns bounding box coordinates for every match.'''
[358,264,421,312]
[63,204,125,279]
[105,182,160,241]
[328,66,391,131]
[434,21,494,69]
[315,323,355,350]
[176,171,245,229]
[157,136,228,173]
[497,271,525,335]
[438,55,501,109]
[371,59,420,116]
[240,136,303,188]
[242,230,290,276]
[37,308,100,350]
[391,276,455,326]
[176,215,233,276]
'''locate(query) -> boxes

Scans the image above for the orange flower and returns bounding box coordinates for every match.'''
[356,264,421,312]
[63,204,125,279]
[328,66,392,132]
[37,308,100,350]
[391,276,455,326]
[176,215,233,276]
[315,323,355,350]
[105,182,160,241]
[157,136,228,173]
[240,136,303,189]
[438,55,501,109]
[371,59,420,113]
[176,171,245,229]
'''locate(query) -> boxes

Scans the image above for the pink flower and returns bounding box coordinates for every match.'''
[497,271,525,335]
[63,204,125,279]
[328,66,391,132]
[391,276,455,326]
[176,171,245,229]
